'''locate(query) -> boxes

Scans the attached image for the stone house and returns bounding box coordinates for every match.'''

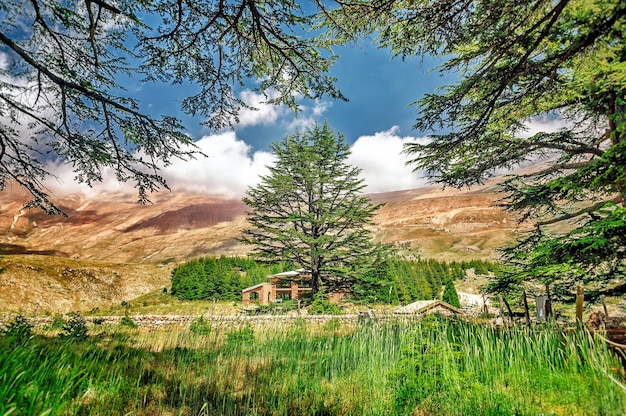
[242,269,313,305]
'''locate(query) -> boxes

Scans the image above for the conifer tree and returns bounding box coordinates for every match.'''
[442,279,461,308]
[240,123,384,294]
[325,0,626,300]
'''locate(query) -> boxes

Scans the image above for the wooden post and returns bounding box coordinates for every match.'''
[522,290,531,328]
[576,285,584,325]
[545,284,552,319]
[502,296,514,324]
[601,295,609,317]
[498,296,508,327]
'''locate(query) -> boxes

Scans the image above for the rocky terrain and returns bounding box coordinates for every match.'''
[0,178,526,313]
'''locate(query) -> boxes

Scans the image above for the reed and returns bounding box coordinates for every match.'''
[1,317,624,415]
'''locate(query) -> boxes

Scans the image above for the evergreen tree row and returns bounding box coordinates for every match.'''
[171,256,500,304]
[170,256,293,301]
[352,258,500,305]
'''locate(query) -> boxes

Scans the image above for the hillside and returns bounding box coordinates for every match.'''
[0,180,525,313]
[0,254,172,314]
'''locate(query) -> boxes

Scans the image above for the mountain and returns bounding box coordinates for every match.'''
[0,179,526,313]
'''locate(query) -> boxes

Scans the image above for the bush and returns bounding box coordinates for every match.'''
[189,316,212,335]
[1,315,33,344]
[119,316,137,329]
[226,325,255,345]
[45,314,66,330]
[60,313,88,341]
[92,317,105,326]
[308,292,342,315]
[322,317,342,332]
[252,299,299,315]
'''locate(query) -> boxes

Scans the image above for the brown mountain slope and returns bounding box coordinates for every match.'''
[371,183,528,261]
[0,181,526,313]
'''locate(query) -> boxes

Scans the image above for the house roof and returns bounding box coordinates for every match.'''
[269,269,308,278]
[395,300,464,315]
[241,282,267,293]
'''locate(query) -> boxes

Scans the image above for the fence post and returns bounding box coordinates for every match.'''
[601,295,609,317]
[522,290,531,328]
[576,285,584,325]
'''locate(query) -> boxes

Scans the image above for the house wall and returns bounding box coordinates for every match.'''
[242,283,275,305]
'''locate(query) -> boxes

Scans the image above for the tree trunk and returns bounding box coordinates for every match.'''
[311,258,321,295]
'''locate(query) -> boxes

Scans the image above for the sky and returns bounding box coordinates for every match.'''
[40,39,458,199]
[3,32,563,200]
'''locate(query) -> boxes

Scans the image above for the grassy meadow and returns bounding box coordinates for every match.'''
[1,315,625,415]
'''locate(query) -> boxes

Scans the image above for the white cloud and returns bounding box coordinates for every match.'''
[347,126,432,194]
[231,89,332,130]
[235,90,288,127]
[161,131,275,197]
[287,99,333,131]
[517,114,571,138]
[44,131,276,199]
[43,126,431,199]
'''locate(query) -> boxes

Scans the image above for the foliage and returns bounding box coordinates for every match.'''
[60,313,88,341]
[307,291,342,315]
[389,317,624,415]
[326,0,626,301]
[171,254,500,305]
[45,314,66,331]
[252,299,299,315]
[170,256,292,301]
[441,279,461,308]
[225,325,255,345]
[1,315,33,344]
[322,317,342,332]
[0,0,343,214]
[241,122,385,294]
[189,316,212,335]
[0,320,623,415]
[119,315,137,329]
[352,257,500,305]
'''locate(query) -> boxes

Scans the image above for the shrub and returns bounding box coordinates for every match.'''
[92,317,105,326]
[45,314,66,330]
[189,316,212,335]
[226,325,255,345]
[119,315,137,329]
[60,313,88,341]
[1,315,33,344]
[253,299,299,315]
[322,317,342,332]
[308,292,342,315]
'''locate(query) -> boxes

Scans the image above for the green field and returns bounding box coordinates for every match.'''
[1,315,625,415]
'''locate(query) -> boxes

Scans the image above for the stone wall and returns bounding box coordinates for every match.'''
[0,312,420,330]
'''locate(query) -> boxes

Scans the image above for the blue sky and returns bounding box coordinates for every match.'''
[1,3,571,202]
[4,32,560,199]
[134,40,449,152]
[104,40,457,195]
[41,38,564,200]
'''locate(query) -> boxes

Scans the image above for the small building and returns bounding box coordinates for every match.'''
[395,300,465,317]
[242,269,313,305]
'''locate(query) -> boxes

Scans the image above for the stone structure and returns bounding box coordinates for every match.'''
[394,300,465,316]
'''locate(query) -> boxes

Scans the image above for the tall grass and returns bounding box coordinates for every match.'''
[1,317,624,415]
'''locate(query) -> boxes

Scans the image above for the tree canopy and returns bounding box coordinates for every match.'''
[326,0,626,301]
[0,0,342,214]
[240,122,383,294]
